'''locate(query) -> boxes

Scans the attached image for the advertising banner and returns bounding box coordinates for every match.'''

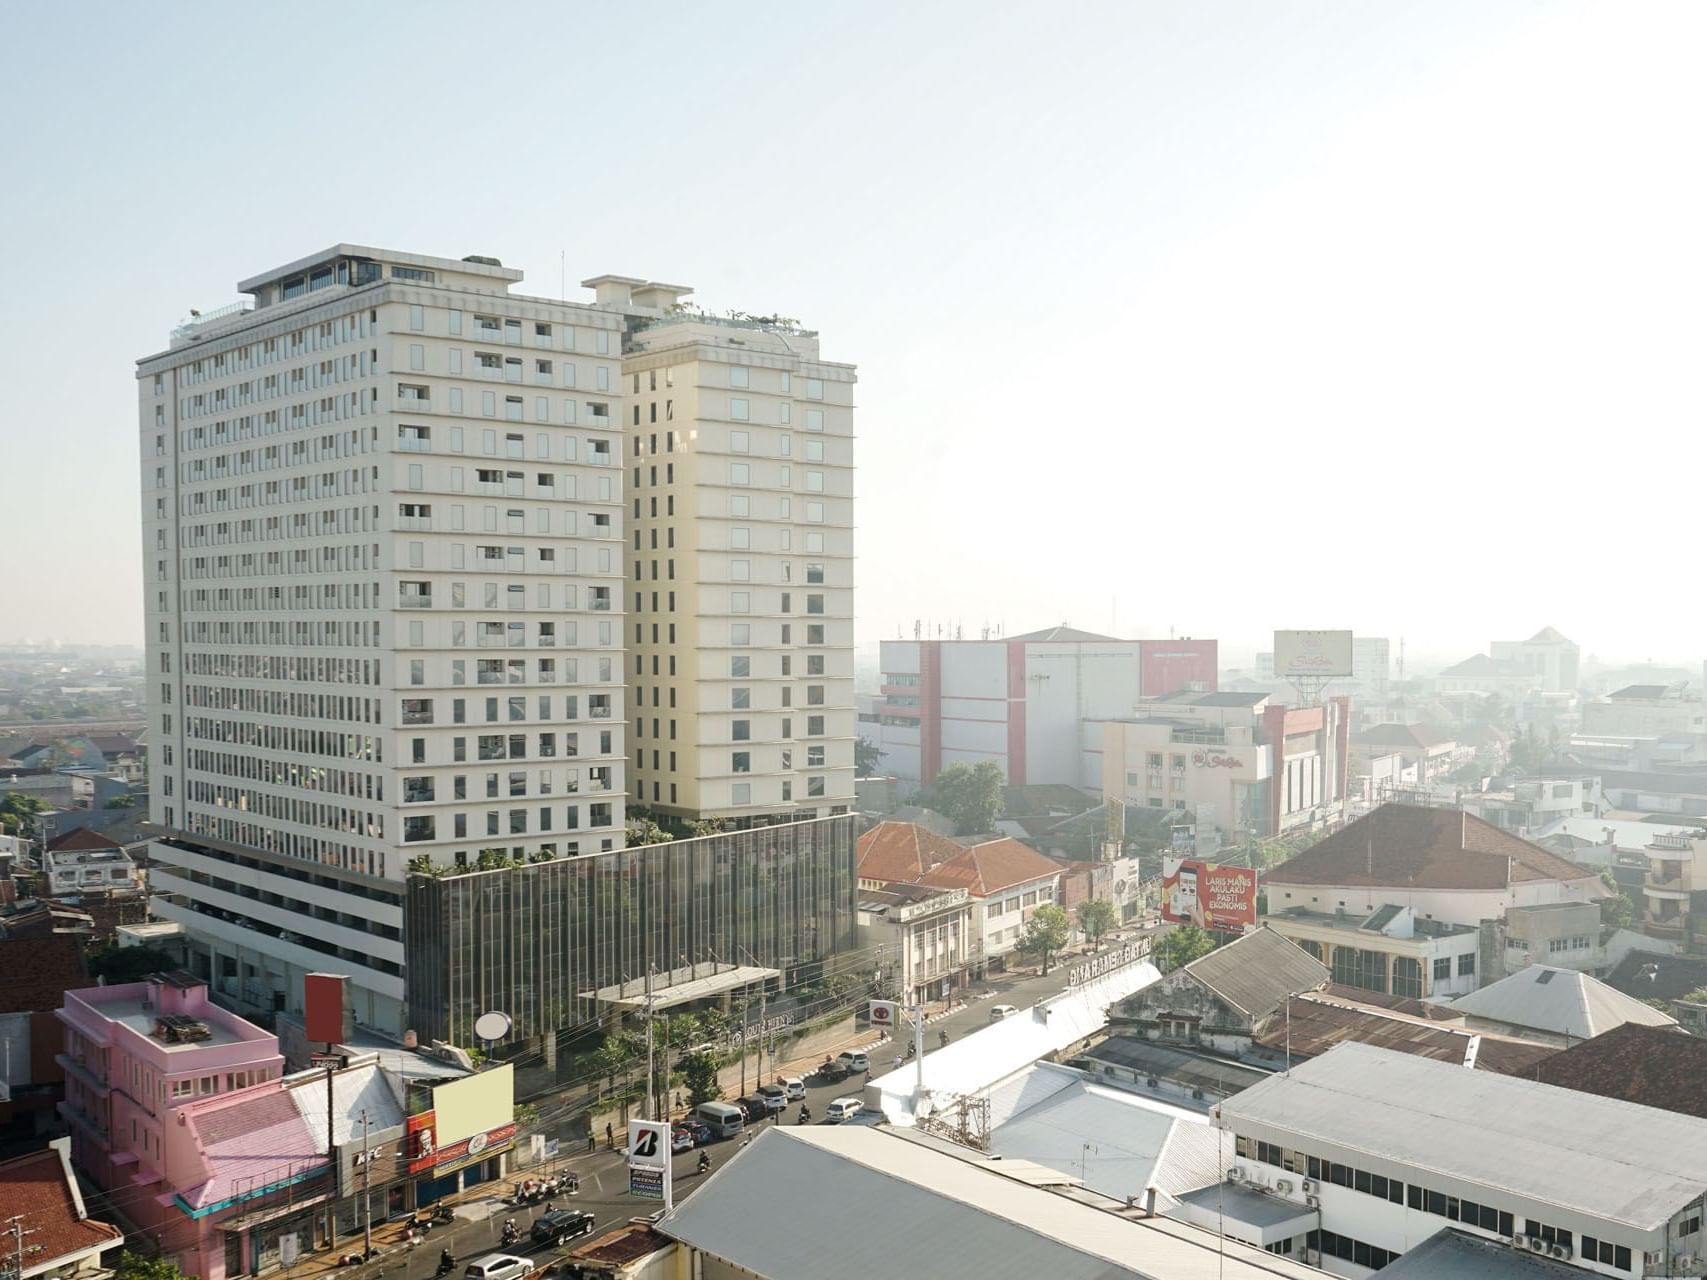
[867,1001,898,1031]
[627,1119,671,1203]
[1273,630,1354,679]
[1161,858,1258,931]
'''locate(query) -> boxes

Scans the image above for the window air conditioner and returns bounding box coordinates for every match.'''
[1275,1180,1294,1196]
[1528,1238,1546,1253]
[1301,1179,1317,1193]
[1306,1195,1320,1209]
[1550,1245,1571,1261]
[1512,1235,1528,1249]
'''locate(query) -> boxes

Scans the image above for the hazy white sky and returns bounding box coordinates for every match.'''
[2,1,1701,667]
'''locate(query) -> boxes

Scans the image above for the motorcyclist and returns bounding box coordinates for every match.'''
[697,1151,711,1174]
[797,1104,811,1124]
[438,1250,455,1276]
[939,1029,950,1047]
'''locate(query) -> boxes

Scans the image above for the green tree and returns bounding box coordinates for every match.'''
[115,1253,189,1280]
[625,816,673,846]
[855,737,884,775]
[1155,924,1219,971]
[1075,899,1116,952]
[680,1050,722,1105]
[1600,891,1635,929]
[88,944,178,984]
[0,792,47,835]
[918,760,1004,835]
[105,793,136,809]
[682,818,726,839]
[1015,904,1072,975]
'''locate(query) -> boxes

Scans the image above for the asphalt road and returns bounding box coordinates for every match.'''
[347,929,1163,1280]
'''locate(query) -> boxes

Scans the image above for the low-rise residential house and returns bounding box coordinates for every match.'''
[1447,964,1678,1043]
[1460,775,1604,837]
[1112,927,1328,1054]
[1263,804,1606,929]
[0,1139,123,1280]
[1350,725,1461,790]
[1636,829,1707,948]
[1607,948,1707,1033]
[855,820,966,891]
[1264,904,1482,1000]
[1218,1041,1707,1279]
[42,827,140,895]
[1534,1022,1707,1118]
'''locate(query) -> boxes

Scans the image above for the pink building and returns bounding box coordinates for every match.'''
[57,973,286,1275]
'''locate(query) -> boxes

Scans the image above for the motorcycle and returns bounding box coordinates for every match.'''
[796,1106,812,1125]
[696,1153,712,1175]
[939,1030,950,1048]
[436,1254,455,1278]
[431,1204,454,1224]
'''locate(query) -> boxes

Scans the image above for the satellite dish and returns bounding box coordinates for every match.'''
[473,1010,512,1042]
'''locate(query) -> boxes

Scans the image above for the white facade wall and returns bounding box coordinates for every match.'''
[974,872,1062,960]
[139,247,629,1033]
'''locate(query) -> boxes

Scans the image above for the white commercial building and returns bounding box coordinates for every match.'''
[876,627,1143,789]
[1218,1042,1707,1278]
[139,246,634,1033]
[600,279,857,824]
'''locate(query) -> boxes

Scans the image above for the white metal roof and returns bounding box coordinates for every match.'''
[866,960,1161,1124]
[657,1125,1326,1279]
[1219,1042,1707,1231]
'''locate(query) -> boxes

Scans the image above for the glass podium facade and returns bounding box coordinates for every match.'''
[403,814,858,1045]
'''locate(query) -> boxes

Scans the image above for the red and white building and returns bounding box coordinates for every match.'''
[876,628,1145,788]
[1138,638,1219,698]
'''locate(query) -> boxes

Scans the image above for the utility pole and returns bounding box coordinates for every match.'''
[643,965,655,1120]
[757,975,768,1088]
[6,1214,38,1280]
[360,1109,373,1260]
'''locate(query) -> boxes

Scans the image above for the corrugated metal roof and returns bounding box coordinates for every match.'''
[1219,1042,1707,1230]
[1448,965,1677,1040]
[1380,1228,1588,1279]
[1181,928,1328,1018]
[657,1126,1326,1279]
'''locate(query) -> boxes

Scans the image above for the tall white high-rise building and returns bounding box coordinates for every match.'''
[584,277,858,826]
[139,246,630,1033]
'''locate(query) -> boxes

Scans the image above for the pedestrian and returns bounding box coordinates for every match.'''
[586,1129,595,1154]
[605,1121,614,1149]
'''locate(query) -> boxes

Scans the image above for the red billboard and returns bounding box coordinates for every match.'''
[1140,638,1218,697]
[304,973,347,1045]
[1162,858,1257,931]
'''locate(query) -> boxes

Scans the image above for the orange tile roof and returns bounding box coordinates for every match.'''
[856,821,965,884]
[917,836,1066,897]
[0,1147,122,1267]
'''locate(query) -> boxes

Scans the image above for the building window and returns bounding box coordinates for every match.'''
[1457,952,1476,976]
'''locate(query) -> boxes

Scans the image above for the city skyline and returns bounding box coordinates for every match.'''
[3,1,1705,662]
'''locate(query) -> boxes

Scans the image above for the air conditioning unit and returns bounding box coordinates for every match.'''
[1302,1249,1320,1265]
[1301,1179,1317,1193]
[1645,1252,1664,1269]
[1550,1245,1572,1261]
[1528,1238,1546,1253]
[1512,1235,1529,1249]
[1275,1180,1294,1196]
[1674,1256,1697,1272]
[1227,1167,1245,1183]
[1306,1195,1320,1209]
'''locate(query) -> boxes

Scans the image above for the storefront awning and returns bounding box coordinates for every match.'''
[581,963,779,1011]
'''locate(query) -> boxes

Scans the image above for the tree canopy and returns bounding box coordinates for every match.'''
[917,760,1004,835]
[1155,924,1219,971]
[1015,904,1072,975]
[1075,899,1117,951]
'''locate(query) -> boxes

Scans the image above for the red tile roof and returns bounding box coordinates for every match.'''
[0,1146,122,1266]
[0,935,88,1014]
[1535,1023,1707,1118]
[856,822,966,884]
[1254,989,1558,1077]
[45,827,125,853]
[917,837,1066,897]
[1265,804,1597,891]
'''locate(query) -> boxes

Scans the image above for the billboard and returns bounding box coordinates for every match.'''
[1273,630,1354,679]
[304,973,347,1045]
[627,1119,671,1202]
[867,1001,898,1031]
[1161,858,1258,931]
[431,1063,514,1148]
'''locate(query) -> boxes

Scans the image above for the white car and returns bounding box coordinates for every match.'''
[990,1004,1019,1022]
[779,1075,806,1101]
[758,1083,790,1112]
[838,1050,870,1073]
[464,1256,533,1280]
[824,1097,864,1124]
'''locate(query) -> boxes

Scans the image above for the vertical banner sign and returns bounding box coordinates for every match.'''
[627,1118,671,1202]
[867,1001,898,1031]
[1161,859,1258,930]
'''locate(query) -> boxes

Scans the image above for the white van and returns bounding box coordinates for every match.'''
[464,1256,533,1280]
[695,1100,746,1139]
[990,1004,1019,1022]
[779,1075,806,1100]
[824,1097,863,1124]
